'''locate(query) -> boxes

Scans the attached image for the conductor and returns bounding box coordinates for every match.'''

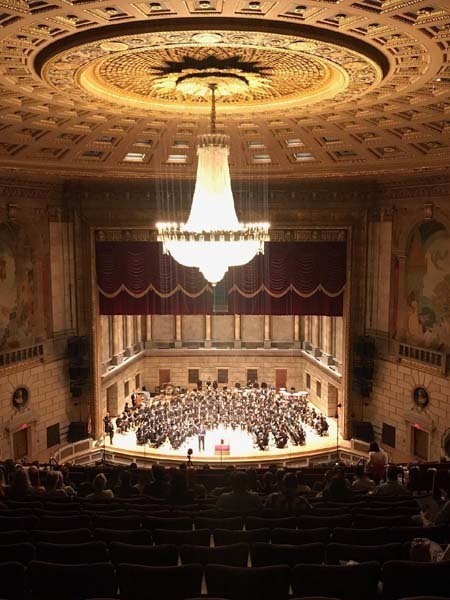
[197,424,206,452]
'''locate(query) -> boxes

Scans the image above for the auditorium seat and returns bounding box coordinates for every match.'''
[326,542,405,564]
[213,528,270,546]
[142,516,193,531]
[0,531,30,544]
[179,542,249,566]
[93,528,152,545]
[352,514,413,528]
[251,541,326,566]
[39,514,91,531]
[298,515,353,529]
[292,561,380,600]
[109,542,178,566]
[118,563,203,600]
[153,528,210,546]
[382,561,450,600]
[271,528,331,545]
[331,527,389,545]
[0,542,35,565]
[205,564,291,600]
[36,541,108,564]
[0,562,26,600]
[92,514,142,530]
[28,561,116,600]
[194,515,244,531]
[388,525,450,544]
[33,528,93,544]
[0,515,38,530]
[245,516,297,530]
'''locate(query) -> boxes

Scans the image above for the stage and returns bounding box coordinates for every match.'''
[99,417,345,466]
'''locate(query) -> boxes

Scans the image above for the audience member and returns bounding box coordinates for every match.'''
[352,465,376,493]
[143,465,169,499]
[366,442,387,482]
[372,465,411,496]
[87,473,114,500]
[28,466,45,495]
[323,475,354,501]
[266,472,311,513]
[116,470,139,498]
[216,470,262,513]
[45,470,67,497]
[7,468,34,499]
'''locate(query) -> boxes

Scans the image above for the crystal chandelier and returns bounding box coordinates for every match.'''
[157,83,269,285]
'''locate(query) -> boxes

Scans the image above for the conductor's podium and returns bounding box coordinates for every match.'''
[214,443,230,455]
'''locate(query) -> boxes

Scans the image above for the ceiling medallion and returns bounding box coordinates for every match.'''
[39,29,384,115]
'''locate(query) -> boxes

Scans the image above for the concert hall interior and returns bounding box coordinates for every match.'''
[0,0,449,469]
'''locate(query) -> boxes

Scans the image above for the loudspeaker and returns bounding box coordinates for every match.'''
[352,420,374,443]
[68,336,88,361]
[355,336,376,359]
[68,421,88,442]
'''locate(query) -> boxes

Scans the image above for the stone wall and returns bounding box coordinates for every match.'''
[0,358,73,461]
[365,358,450,461]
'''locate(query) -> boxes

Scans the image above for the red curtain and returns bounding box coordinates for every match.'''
[96,241,345,315]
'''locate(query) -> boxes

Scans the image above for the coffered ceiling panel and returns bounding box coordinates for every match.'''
[0,0,448,180]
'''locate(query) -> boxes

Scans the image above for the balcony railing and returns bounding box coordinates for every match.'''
[0,344,44,368]
[398,341,448,376]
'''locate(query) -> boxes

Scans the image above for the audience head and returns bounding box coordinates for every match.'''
[327,475,351,499]
[45,470,60,492]
[93,473,107,492]
[152,464,167,481]
[387,465,400,481]
[231,470,249,493]
[369,442,380,452]
[11,468,32,496]
[281,472,298,494]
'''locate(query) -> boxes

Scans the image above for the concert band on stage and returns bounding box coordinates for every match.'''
[104,382,329,453]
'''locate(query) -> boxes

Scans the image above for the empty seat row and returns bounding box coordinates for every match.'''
[0,512,421,532]
[1,524,449,546]
[1,559,450,600]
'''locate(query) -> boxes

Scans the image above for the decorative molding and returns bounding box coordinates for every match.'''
[96,228,347,242]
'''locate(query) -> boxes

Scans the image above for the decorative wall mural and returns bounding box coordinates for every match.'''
[406,221,450,349]
[0,223,43,351]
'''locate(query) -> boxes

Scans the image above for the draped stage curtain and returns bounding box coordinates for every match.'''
[96,241,346,316]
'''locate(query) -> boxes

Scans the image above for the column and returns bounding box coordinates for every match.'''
[145,315,152,348]
[303,316,311,349]
[294,315,300,348]
[264,315,271,348]
[112,315,123,365]
[205,314,212,348]
[312,316,321,356]
[322,316,334,365]
[396,254,408,339]
[234,314,241,349]
[135,315,142,350]
[124,315,133,356]
[175,315,182,348]
[334,317,343,370]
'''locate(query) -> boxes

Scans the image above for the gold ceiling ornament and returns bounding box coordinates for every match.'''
[40,29,383,115]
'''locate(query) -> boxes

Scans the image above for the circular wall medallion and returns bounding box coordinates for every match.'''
[12,387,29,411]
[413,386,430,409]
[39,28,384,115]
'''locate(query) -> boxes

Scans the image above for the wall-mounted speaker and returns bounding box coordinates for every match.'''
[352,420,374,443]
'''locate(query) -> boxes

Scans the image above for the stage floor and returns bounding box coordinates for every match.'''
[101,417,342,465]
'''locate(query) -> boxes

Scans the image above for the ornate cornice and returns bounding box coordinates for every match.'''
[96,228,347,242]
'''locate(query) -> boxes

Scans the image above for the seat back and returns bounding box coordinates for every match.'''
[252,542,325,567]
[109,542,178,566]
[0,542,35,565]
[382,560,450,600]
[194,516,244,531]
[93,528,152,545]
[205,564,291,600]
[326,542,404,564]
[33,528,92,544]
[153,528,210,546]
[180,543,249,566]
[271,528,330,545]
[28,560,116,600]
[0,562,26,600]
[292,561,380,600]
[213,528,270,546]
[332,527,389,545]
[36,541,108,564]
[118,563,203,600]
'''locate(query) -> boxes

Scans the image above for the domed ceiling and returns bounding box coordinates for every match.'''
[0,0,449,180]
